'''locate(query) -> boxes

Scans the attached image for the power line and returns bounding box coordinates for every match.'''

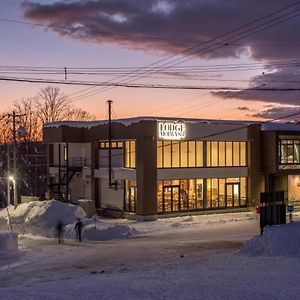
[62,1,300,104]
[2,75,300,91]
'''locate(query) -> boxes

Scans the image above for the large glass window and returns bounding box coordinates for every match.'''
[157,179,204,213]
[233,142,240,166]
[196,141,204,167]
[125,140,136,168]
[240,142,246,166]
[280,139,300,165]
[189,141,196,167]
[207,141,246,167]
[181,142,188,167]
[219,178,226,207]
[172,141,180,167]
[219,142,225,167]
[157,141,204,168]
[211,142,219,167]
[157,140,246,168]
[164,142,171,167]
[157,177,246,213]
[226,142,233,166]
[124,180,136,212]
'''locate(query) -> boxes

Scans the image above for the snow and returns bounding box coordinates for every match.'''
[239,222,300,257]
[44,116,257,129]
[0,232,18,257]
[0,200,86,237]
[1,201,300,299]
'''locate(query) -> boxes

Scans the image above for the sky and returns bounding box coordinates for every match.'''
[1,0,300,121]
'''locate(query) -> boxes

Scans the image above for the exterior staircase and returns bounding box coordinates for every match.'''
[48,166,82,202]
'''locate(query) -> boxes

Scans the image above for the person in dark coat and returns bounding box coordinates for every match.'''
[75,218,83,242]
[56,220,64,244]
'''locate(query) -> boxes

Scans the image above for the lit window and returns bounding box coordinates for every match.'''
[63,146,68,161]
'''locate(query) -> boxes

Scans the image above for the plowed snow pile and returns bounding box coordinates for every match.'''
[0,200,138,241]
[238,222,300,257]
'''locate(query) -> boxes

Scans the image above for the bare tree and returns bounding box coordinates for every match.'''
[35,86,94,124]
[0,86,95,142]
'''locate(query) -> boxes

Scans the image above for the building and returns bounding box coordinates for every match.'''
[43,117,300,220]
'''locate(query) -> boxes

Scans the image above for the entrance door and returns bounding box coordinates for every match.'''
[129,186,136,212]
[163,186,180,212]
[226,183,240,207]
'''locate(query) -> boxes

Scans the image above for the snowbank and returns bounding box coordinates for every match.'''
[63,215,138,241]
[238,222,300,257]
[0,200,86,237]
[0,201,138,241]
[0,232,18,257]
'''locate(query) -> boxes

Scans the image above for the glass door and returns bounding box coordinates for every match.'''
[129,186,136,212]
[163,186,180,212]
[226,183,240,207]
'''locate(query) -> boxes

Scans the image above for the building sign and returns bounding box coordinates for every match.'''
[158,122,186,140]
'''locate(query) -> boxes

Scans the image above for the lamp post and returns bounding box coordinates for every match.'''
[9,176,17,209]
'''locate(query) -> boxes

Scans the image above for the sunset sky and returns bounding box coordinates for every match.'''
[1,0,300,121]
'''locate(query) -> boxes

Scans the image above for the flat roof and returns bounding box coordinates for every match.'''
[44,116,300,132]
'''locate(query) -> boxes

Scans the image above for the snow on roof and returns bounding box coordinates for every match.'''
[43,113,300,133]
[44,116,257,129]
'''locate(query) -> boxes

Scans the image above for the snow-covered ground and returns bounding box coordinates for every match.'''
[1,201,300,300]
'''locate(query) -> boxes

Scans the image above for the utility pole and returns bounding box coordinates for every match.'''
[2,111,26,209]
[107,100,113,188]
[12,111,18,209]
[7,143,10,206]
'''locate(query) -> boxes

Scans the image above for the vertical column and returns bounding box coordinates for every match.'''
[91,141,99,208]
[247,124,264,206]
[135,123,157,218]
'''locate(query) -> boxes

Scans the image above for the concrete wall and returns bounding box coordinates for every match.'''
[181,122,248,142]
[100,178,124,210]
[52,142,91,167]
[248,125,265,206]
[69,176,85,203]
[99,149,123,167]
[158,167,248,180]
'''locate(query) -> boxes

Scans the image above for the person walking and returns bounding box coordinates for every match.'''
[56,220,64,244]
[75,218,83,242]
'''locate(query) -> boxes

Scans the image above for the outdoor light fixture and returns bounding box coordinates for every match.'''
[9,176,14,182]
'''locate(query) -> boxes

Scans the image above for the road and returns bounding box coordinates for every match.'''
[0,219,259,288]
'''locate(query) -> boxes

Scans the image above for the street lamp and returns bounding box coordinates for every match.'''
[9,176,17,209]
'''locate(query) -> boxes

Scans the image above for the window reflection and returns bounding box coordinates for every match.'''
[156,177,247,213]
[125,180,136,212]
[280,139,300,165]
[157,140,246,168]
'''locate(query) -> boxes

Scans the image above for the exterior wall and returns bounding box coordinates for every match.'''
[51,142,91,167]
[248,125,264,206]
[136,122,157,216]
[100,178,124,210]
[176,122,248,141]
[99,149,124,167]
[261,131,277,177]
[158,167,248,180]
[68,176,85,203]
